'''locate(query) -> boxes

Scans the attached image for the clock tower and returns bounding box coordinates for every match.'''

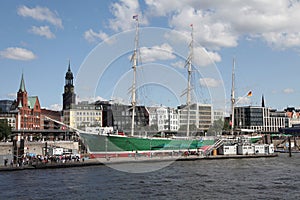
[63,61,76,110]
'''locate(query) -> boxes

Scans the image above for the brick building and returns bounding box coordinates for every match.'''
[15,74,41,130]
[41,109,62,130]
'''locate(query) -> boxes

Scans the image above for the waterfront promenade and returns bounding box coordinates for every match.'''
[0,153,278,172]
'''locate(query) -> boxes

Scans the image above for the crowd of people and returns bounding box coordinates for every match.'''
[4,153,83,168]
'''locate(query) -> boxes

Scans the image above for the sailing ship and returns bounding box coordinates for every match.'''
[78,16,268,159]
[79,17,216,158]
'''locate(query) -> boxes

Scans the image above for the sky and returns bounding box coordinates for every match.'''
[1,0,300,114]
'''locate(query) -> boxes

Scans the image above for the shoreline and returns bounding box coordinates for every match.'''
[0,153,278,172]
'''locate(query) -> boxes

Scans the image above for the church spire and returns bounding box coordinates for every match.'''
[19,73,26,92]
[63,60,76,110]
[262,94,265,107]
[68,59,71,72]
[65,60,74,85]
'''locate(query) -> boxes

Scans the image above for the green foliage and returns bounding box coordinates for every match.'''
[223,119,231,131]
[207,118,224,136]
[143,124,158,132]
[178,124,197,131]
[0,119,12,140]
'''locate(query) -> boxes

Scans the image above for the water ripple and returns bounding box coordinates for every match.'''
[1,154,300,199]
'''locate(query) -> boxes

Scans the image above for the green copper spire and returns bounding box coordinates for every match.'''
[19,73,26,92]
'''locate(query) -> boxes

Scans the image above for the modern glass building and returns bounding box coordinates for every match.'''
[0,100,14,113]
[178,103,212,132]
[94,101,149,133]
[234,106,288,133]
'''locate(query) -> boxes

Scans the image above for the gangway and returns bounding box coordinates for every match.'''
[43,116,82,135]
[204,138,224,156]
[43,116,90,154]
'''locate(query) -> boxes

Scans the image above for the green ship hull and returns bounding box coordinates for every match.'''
[80,133,215,158]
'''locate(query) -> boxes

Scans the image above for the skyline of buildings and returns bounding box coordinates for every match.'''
[1,61,300,135]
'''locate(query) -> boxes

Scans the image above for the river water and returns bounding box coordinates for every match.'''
[1,154,299,200]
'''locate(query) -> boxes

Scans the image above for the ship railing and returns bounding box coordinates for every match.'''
[204,138,224,156]
[215,139,224,149]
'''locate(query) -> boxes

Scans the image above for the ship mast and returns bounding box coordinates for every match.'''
[131,15,139,136]
[186,24,193,137]
[230,58,235,135]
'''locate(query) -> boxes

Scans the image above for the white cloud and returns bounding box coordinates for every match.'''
[144,0,300,50]
[29,26,55,39]
[194,47,221,67]
[0,47,36,61]
[84,29,113,44]
[17,5,63,28]
[49,104,62,111]
[77,96,107,104]
[140,43,176,62]
[236,96,251,105]
[199,77,222,88]
[109,97,127,105]
[163,30,221,67]
[168,6,238,50]
[262,32,300,50]
[283,88,295,94]
[171,60,185,68]
[7,93,17,99]
[271,90,277,94]
[145,0,185,16]
[108,0,148,32]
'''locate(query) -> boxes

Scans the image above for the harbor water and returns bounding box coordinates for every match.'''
[0,154,299,200]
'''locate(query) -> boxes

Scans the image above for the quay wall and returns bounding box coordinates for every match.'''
[0,141,79,166]
[0,143,13,166]
[0,142,12,155]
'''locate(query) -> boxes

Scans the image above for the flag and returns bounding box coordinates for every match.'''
[133,15,138,20]
[247,91,252,97]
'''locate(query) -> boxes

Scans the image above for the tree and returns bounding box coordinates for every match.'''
[223,118,231,131]
[178,124,197,132]
[207,118,224,136]
[0,119,12,141]
[142,124,158,132]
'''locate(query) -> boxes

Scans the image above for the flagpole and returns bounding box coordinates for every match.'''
[235,91,252,105]
[231,58,235,135]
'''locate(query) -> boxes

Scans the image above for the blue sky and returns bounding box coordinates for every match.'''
[1,1,300,114]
